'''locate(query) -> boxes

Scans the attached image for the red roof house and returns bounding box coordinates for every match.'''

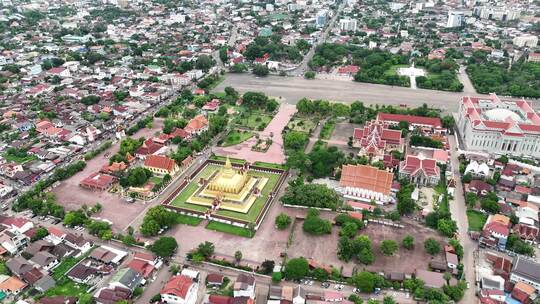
[399,155,440,186]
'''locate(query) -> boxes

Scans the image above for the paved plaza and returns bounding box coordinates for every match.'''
[214,104,297,164]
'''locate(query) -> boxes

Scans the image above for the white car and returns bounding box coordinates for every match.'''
[334,284,344,291]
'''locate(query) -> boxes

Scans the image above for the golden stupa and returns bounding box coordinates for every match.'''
[207,157,248,194]
[186,157,268,213]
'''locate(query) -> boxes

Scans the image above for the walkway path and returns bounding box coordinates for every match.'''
[457,65,477,94]
[214,104,297,164]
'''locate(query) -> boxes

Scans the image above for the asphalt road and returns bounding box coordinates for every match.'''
[213,74,490,113]
[448,135,477,303]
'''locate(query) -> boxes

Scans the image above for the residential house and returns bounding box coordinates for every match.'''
[465,161,490,179]
[161,274,199,304]
[234,274,255,299]
[64,233,92,255]
[94,286,132,304]
[184,114,208,135]
[445,251,459,270]
[510,256,540,292]
[30,251,59,272]
[0,276,27,295]
[480,214,511,250]
[67,263,98,284]
[109,268,143,291]
[6,257,33,277]
[415,269,455,289]
[206,273,224,288]
[35,274,56,292]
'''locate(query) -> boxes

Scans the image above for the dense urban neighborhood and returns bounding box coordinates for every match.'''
[0,0,539,304]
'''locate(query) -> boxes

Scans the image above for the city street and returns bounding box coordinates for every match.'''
[448,135,477,303]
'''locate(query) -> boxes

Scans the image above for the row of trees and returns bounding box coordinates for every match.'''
[280,181,342,210]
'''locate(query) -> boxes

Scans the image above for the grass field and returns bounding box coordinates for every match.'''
[52,257,80,280]
[170,164,281,222]
[149,176,163,184]
[319,120,335,139]
[384,64,410,76]
[233,111,272,130]
[175,214,203,226]
[253,161,287,170]
[44,279,89,297]
[467,209,488,231]
[206,221,253,238]
[287,117,316,134]
[2,153,37,164]
[221,130,253,147]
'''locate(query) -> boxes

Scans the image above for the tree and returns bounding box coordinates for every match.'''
[352,271,376,292]
[253,64,269,77]
[63,210,88,227]
[31,227,49,242]
[196,55,213,72]
[437,218,458,237]
[358,248,375,265]
[424,238,441,255]
[284,131,309,151]
[275,213,292,230]
[150,237,178,258]
[443,272,452,285]
[397,183,416,215]
[303,209,332,235]
[234,250,242,263]
[261,260,275,275]
[196,241,215,259]
[402,235,414,250]
[284,257,309,280]
[281,183,341,210]
[230,63,247,73]
[383,296,396,304]
[380,240,398,256]
[304,71,315,79]
[81,95,100,106]
[312,267,329,281]
[339,222,358,238]
[481,198,500,214]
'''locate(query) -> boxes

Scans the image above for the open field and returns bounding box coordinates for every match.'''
[169,164,281,222]
[213,73,501,113]
[384,64,409,76]
[466,209,488,231]
[2,153,37,164]
[287,216,447,275]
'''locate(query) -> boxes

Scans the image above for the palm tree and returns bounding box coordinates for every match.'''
[234,250,243,264]
[443,272,452,286]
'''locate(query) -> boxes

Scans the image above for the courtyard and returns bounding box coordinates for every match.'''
[168,161,283,223]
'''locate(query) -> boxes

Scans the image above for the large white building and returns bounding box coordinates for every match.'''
[513,35,538,48]
[339,18,357,31]
[457,94,540,158]
[446,11,464,28]
[474,6,520,21]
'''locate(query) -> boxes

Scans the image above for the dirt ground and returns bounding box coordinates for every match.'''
[331,121,360,143]
[287,215,447,276]
[170,201,300,263]
[52,119,164,231]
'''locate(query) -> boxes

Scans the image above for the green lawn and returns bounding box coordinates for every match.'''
[170,164,281,222]
[206,221,253,238]
[287,117,316,133]
[44,279,89,297]
[253,161,287,170]
[221,130,253,147]
[319,120,335,140]
[467,209,488,231]
[149,176,163,184]
[384,64,410,76]
[2,153,37,164]
[52,257,79,280]
[210,155,247,164]
[175,214,203,226]
[233,111,272,130]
